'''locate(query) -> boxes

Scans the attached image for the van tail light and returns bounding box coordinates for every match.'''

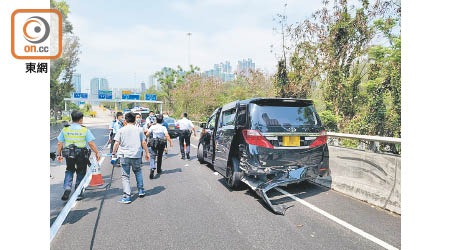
[309,130,327,148]
[176,125,180,129]
[242,129,274,149]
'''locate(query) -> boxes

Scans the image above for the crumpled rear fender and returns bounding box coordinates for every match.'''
[241,166,310,215]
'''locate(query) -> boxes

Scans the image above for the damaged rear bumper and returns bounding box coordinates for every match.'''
[241,166,310,215]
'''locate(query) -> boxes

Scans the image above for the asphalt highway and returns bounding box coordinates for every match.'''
[51,125,400,250]
[50,124,111,225]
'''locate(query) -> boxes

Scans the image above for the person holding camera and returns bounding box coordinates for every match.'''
[112,112,150,204]
[145,110,156,129]
[146,114,173,179]
[56,111,100,201]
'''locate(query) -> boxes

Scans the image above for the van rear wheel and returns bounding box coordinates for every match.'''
[226,157,243,190]
[197,143,206,164]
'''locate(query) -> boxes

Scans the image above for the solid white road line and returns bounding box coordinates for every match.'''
[274,187,398,250]
[191,144,197,148]
[50,140,109,242]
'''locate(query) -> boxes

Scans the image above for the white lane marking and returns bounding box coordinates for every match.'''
[50,139,109,242]
[213,172,219,176]
[191,144,197,148]
[274,187,398,250]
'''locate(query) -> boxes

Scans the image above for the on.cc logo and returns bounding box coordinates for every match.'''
[23,16,50,44]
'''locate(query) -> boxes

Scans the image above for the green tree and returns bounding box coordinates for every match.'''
[154,65,200,114]
[50,0,81,119]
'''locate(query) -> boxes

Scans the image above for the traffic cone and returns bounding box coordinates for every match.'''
[86,157,108,189]
[184,143,186,151]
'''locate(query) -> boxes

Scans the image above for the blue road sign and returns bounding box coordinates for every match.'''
[122,94,129,99]
[128,94,140,100]
[145,94,157,101]
[74,93,88,99]
[98,94,113,100]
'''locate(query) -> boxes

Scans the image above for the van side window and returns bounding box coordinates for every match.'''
[236,105,247,126]
[222,109,236,126]
[207,114,216,129]
[218,111,224,128]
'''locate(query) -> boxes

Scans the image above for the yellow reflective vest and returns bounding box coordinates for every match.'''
[62,126,88,148]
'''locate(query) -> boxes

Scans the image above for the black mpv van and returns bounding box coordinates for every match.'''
[197,98,329,214]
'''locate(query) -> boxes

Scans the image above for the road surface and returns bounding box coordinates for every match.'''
[51,125,400,250]
[50,106,113,225]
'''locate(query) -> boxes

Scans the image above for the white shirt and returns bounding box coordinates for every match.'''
[176,117,194,131]
[148,123,168,139]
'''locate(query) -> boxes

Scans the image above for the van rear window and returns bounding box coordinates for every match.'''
[249,104,318,128]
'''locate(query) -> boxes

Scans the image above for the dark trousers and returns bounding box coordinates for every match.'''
[179,130,191,157]
[150,146,164,171]
[110,133,115,153]
[64,157,88,190]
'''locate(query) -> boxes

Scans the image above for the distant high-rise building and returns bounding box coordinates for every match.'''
[99,78,109,91]
[149,74,161,90]
[90,78,100,97]
[72,73,81,93]
[203,61,234,82]
[140,82,146,93]
[221,61,232,73]
[90,77,109,96]
[237,58,255,76]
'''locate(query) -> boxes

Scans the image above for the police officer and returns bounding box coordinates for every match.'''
[109,112,124,153]
[146,114,173,178]
[176,112,197,160]
[57,111,100,201]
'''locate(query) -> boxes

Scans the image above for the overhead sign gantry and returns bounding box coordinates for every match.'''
[64,92,163,113]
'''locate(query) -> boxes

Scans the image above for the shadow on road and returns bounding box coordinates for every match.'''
[63,207,97,225]
[268,181,330,206]
[147,185,166,196]
[162,168,182,175]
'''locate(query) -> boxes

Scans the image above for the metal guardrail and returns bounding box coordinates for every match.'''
[191,122,401,144]
[327,132,401,144]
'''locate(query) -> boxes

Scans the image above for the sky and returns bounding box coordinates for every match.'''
[66,0,324,91]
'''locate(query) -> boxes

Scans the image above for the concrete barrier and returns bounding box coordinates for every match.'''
[314,146,401,214]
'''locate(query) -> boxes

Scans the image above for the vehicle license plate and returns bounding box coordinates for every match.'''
[283,136,300,146]
[169,126,175,129]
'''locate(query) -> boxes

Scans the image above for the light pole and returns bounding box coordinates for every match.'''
[187,32,192,69]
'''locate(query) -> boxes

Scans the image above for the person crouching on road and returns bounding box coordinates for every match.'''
[112,112,150,204]
[57,111,100,201]
[147,114,173,179]
[176,112,197,160]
